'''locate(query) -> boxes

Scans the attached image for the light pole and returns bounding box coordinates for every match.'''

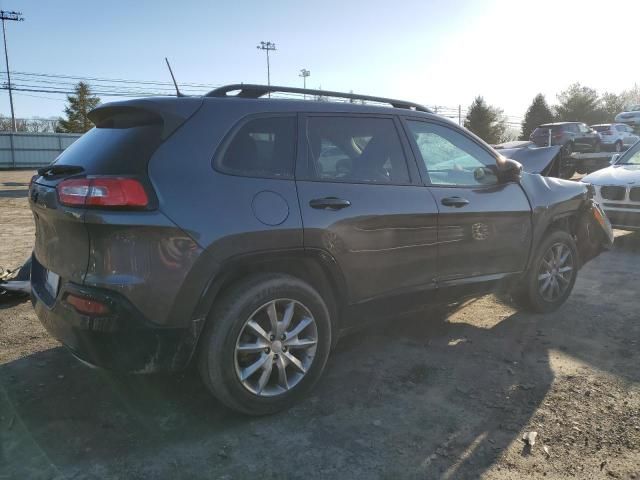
[0,10,23,132]
[299,68,310,99]
[256,41,276,96]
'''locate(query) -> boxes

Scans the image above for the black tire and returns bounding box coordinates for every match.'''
[512,230,578,313]
[198,273,332,415]
[615,141,623,153]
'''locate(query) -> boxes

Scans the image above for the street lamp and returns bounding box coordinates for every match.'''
[256,41,276,96]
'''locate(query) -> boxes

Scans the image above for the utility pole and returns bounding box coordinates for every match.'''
[299,69,310,99]
[0,10,23,132]
[256,41,276,97]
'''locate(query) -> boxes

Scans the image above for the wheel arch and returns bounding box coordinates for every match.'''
[187,248,348,361]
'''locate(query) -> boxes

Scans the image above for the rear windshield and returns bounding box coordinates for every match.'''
[53,123,163,175]
[533,125,562,135]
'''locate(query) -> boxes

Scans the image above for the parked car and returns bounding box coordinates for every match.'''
[614,105,640,127]
[590,123,639,152]
[28,85,613,415]
[530,122,601,155]
[582,141,640,230]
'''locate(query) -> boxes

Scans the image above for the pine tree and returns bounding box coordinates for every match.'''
[601,92,625,122]
[554,83,607,125]
[464,96,506,144]
[56,82,101,133]
[520,94,554,140]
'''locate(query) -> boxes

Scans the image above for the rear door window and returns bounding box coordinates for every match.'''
[216,115,296,179]
[306,116,410,184]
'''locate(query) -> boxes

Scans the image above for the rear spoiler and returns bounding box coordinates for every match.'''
[88,97,204,139]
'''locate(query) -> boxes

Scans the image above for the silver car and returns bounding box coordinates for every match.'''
[591,123,639,152]
[614,105,640,127]
[582,141,640,230]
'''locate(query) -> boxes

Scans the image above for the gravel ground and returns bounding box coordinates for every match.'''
[0,169,638,479]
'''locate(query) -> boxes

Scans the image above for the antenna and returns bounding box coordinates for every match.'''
[164,57,183,97]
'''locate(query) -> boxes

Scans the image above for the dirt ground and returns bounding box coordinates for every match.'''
[0,169,638,479]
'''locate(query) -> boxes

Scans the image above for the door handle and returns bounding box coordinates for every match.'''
[309,197,351,210]
[441,196,469,208]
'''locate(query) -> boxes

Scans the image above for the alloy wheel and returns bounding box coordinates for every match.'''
[234,299,318,397]
[537,242,574,302]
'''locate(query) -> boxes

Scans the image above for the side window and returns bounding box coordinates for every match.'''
[406,120,498,186]
[216,116,296,179]
[306,116,410,184]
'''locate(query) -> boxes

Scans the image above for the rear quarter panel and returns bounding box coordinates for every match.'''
[147,101,304,327]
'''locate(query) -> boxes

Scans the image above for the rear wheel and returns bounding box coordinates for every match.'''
[513,230,578,313]
[198,274,332,415]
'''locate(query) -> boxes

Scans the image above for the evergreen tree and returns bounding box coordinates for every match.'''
[554,83,607,125]
[464,96,506,144]
[56,82,100,133]
[601,92,626,121]
[520,94,554,140]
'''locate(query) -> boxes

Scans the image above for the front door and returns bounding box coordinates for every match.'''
[296,114,439,313]
[402,119,532,296]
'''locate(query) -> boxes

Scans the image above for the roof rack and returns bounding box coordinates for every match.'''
[205,84,432,113]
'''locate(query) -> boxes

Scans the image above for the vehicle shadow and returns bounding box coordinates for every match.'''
[0,237,638,479]
[0,188,28,198]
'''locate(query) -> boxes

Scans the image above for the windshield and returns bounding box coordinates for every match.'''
[616,141,640,164]
[592,125,611,132]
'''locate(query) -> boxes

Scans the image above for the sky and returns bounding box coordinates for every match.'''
[1,0,639,125]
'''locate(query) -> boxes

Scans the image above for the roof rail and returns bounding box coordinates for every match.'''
[206,84,432,113]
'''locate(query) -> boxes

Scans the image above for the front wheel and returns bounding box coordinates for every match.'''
[198,274,332,415]
[512,230,578,313]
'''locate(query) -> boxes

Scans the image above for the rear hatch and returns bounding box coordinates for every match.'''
[29,98,203,304]
[531,126,563,147]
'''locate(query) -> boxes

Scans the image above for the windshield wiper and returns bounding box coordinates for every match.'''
[37,165,84,177]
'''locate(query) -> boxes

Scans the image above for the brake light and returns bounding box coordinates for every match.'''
[65,293,110,315]
[57,177,149,208]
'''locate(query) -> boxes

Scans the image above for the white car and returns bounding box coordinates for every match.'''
[582,142,640,230]
[614,105,640,127]
[591,124,639,152]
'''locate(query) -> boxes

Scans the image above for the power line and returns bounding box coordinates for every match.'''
[0,10,23,131]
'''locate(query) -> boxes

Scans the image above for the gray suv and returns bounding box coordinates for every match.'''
[29,85,612,414]
[530,122,601,155]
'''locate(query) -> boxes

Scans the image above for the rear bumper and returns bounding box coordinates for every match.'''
[31,258,197,373]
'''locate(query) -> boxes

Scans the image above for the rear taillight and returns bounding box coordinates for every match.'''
[57,177,149,208]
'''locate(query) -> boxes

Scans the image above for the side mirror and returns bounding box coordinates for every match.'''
[610,153,620,165]
[497,157,523,183]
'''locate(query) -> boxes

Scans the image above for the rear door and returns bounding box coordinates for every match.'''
[402,118,532,297]
[296,114,439,310]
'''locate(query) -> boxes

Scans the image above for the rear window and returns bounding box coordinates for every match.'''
[592,125,611,132]
[53,121,164,176]
[216,116,296,179]
[533,125,562,135]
